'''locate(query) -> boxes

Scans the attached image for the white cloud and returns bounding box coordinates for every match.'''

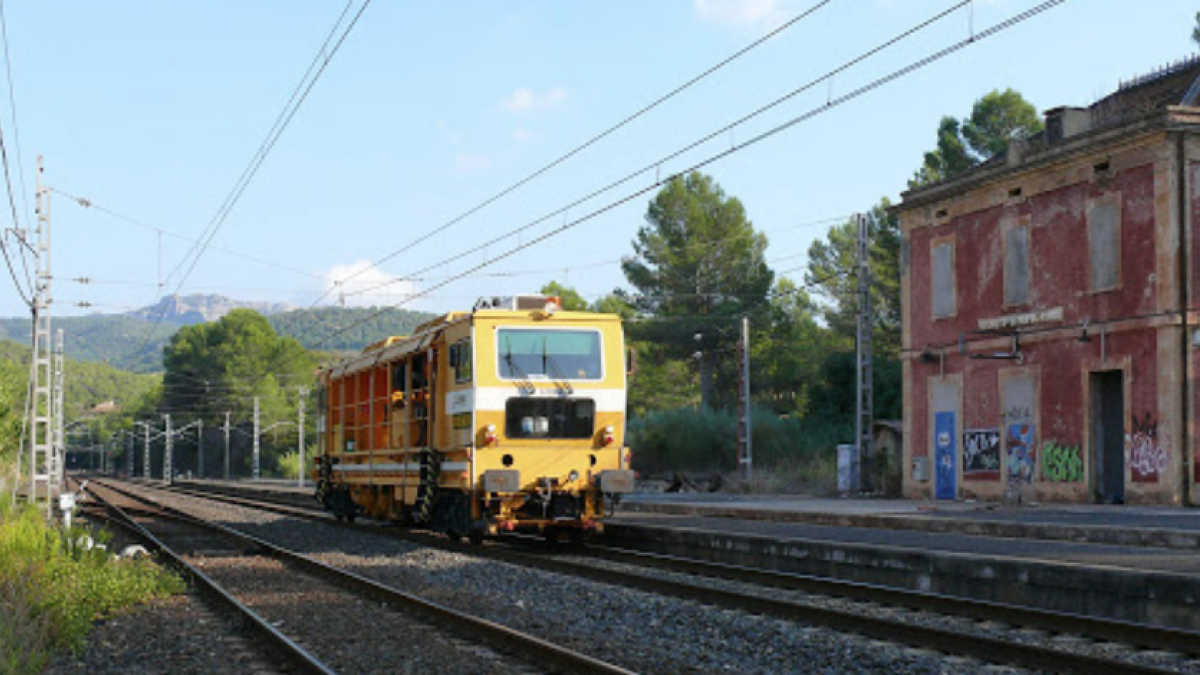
[694,0,791,30]
[324,260,420,308]
[511,128,534,142]
[454,151,492,171]
[502,87,568,113]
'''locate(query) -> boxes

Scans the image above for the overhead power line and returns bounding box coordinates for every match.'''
[320,0,839,304]
[131,0,373,361]
[310,0,1070,351]
[0,0,27,227]
[53,187,324,282]
[348,0,975,305]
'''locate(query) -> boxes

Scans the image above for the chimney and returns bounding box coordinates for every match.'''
[1045,106,1092,144]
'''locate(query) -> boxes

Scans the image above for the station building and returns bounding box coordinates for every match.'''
[896,58,1200,505]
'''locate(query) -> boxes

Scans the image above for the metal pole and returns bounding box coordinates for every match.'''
[197,418,204,478]
[224,411,231,480]
[29,156,53,514]
[855,212,873,493]
[253,397,260,481]
[143,422,150,479]
[51,329,64,488]
[298,387,307,489]
[127,432,133,477]
[163,413,173,484]
[741,316,752,482]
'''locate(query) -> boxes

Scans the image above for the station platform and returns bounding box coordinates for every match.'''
[608,493,1200,630]
[617,492,1200,550]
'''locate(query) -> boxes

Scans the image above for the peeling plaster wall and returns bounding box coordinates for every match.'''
[902,131,1186,505]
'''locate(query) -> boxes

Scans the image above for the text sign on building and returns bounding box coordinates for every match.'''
[978,307,1063,331]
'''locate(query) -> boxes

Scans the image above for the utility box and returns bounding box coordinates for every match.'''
[912,456,930,482]
[837,444,860,493]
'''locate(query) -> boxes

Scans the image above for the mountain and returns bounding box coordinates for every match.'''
[124,294,294,325]
[0,295,434,373]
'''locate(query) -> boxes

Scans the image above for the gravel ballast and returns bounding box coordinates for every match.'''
[105,482,1068,675]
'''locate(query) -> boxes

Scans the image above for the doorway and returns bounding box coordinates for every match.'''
[1090,370,1124,504]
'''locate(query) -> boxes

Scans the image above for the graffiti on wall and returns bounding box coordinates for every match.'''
[1006,423,1036,485]
[1041,440,1083,483]
[935,412,957,500]
[963,429,1001,480]
[1128,412,1168,483]
[1002,406,1032,423]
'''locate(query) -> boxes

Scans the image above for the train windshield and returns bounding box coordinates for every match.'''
[497,328,602,380]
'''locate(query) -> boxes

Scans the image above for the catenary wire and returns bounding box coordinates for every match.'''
[301,0,1070,354]
[131,0,372,362]
[53,188,324,281]
[346,0,974,304]
[0,0,28,228]
[322,0,839,304]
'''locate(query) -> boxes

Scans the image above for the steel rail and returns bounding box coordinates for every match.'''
[82,484,339,675]
[142,479,1197,675]
[94,480,638,675]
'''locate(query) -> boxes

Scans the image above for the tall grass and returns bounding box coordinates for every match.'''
[0,496,184,675]
[276,450,300,480]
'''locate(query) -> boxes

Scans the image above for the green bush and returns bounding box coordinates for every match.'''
[628,406,855,481]
[276,450,300,480]
[0,497,184,674]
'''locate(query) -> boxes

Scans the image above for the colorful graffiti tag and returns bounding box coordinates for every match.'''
[1128,412,1167,483]
[935,412,956,500]
[1041,440,1083,483]
[1006,423,1036,485]
[963,429,1001,480]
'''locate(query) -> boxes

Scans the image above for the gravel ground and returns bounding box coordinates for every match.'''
[93,484,540,675]
[115,482,1053,675]
[43,594,291,675]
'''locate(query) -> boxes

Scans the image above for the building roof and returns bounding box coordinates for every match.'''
[899,56,1200,206]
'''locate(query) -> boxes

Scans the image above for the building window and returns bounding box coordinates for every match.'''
[1088,198,1121,291]
[931,237,955,319]
[1004,221,1030,306]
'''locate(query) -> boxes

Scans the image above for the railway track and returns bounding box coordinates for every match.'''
[110,478,1200,675]
[82,480,635,675]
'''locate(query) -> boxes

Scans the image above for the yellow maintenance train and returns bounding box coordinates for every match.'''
[314,294,634,542]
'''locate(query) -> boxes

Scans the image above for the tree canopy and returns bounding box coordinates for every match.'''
[622,172,773,408]
[162,309,314,425]
[911,88,1042,187]
[805,200,901,355]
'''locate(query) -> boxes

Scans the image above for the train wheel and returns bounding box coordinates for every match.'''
[468,530,484,546]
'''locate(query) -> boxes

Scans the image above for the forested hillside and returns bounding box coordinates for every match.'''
[0,339,161,422]
[267,306,433,351]
[0,300,434,372]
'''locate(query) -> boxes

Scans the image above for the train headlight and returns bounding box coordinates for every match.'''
[568,470,579,483]
[485,424,497,445]
[603,425,615,446]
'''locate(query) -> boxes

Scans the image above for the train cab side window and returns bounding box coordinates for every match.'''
[411,355,428,390]
[453,340,473,384]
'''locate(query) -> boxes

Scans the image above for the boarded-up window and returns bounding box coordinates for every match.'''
[1089,201,1120,291]
[932,240,955,318]
[1004,224,1030,306]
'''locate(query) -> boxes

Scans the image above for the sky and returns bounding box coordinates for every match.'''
[0,0,1195,324]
